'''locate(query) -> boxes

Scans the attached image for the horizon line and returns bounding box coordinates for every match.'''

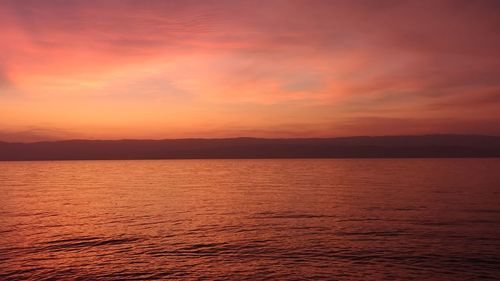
[2,133,500,144]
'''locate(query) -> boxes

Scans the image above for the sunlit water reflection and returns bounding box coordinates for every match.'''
[1,159,499,280]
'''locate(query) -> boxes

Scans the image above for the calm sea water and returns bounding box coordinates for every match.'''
[1,159,499,280]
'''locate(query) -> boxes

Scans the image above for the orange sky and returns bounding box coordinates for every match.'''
[1,0,500,142]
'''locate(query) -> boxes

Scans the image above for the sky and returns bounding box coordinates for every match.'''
[1,0,500,142]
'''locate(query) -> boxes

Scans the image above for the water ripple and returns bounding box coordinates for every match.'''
[1,159,499,280]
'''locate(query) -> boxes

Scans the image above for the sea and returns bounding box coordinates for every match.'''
[1,159,499,280]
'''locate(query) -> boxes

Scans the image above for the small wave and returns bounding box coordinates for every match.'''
[40,236,141,252]
[251,211,336,219]
[335,230,407,237]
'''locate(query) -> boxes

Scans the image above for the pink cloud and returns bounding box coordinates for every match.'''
[1,0,499,140]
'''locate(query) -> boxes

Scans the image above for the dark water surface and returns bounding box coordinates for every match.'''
[1,159,499,280]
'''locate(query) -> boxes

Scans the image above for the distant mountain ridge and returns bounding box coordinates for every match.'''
[1,135,500,161]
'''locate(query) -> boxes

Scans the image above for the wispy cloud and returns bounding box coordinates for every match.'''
[0,68,11,89]
[1,0,499,140]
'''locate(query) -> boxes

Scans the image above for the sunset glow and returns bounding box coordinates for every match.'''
[1,0,500,142]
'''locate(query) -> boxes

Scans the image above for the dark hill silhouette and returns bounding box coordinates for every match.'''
[1,135,500,161]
